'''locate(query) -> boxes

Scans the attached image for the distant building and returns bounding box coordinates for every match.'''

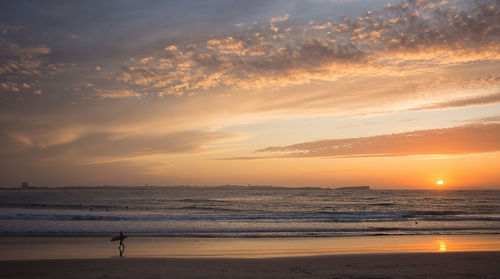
[21,182,29,189]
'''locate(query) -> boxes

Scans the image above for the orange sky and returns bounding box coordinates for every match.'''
[0,0,499,188]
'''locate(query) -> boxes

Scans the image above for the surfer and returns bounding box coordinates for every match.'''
[118,231,126,257]
[110,232,128,257]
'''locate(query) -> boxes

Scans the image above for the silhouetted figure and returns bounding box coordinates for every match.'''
[119,231,126,257]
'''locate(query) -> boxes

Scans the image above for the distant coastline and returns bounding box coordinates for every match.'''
[334,186,370,190]
[0,185,328,191]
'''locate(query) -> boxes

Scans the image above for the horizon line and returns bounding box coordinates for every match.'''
[2,184,499,191]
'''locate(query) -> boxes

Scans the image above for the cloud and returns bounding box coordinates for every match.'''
[414,92,500,110]
[59,130,235,165]
[0,92,245,153]
[269,14,289,24]
[96,89,142,99]
[0,125,237,185]
[460,115,500,125]
[1,122,235,165]
[0,24,23,34]
[0,81,20,92]
[0,34,75,95]
[0,24,81,96]
[227,123,500,159]
[373,2,500,65]
[112,0,499,97]
[0,36,51,79]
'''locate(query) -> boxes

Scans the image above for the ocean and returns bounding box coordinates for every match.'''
[1,187,499,237]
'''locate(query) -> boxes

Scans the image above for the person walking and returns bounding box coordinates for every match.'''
[118,231,126,257]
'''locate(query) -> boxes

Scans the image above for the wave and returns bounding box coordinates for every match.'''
[1,226,499,238]
[177,199,230,204]
[401,211,465,217]
[0,202,115,211]
[1,210,499,223]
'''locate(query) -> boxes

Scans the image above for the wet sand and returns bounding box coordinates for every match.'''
[1,252,499,279]
[1,235,499,278]
[2,234,500,260]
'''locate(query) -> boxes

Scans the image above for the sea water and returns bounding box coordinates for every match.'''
[0,187,499,237]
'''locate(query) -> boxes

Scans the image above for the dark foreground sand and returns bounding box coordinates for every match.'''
[1,252,499,279]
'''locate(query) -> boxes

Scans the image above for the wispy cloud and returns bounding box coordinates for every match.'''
[69,130,235,165]
[414,92,500,110]
[0,24,23,34]
[460,115,500,124]
[225,123,500,159]
[1,126,235,164]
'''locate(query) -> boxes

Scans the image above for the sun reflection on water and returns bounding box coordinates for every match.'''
[439,241,447,252]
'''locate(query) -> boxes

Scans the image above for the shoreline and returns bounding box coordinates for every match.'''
[1,231,499,237]
[1,252,499,278]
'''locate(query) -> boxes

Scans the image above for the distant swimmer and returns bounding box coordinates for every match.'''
[111,231,127,257]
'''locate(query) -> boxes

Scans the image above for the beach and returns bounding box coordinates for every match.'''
[2,252,499,279]
[1,235,500,278]
[2,234,500,260]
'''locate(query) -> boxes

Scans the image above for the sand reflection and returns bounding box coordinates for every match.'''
[2,235,500,260]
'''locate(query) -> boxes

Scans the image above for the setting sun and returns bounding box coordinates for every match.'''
[437,180,444,186]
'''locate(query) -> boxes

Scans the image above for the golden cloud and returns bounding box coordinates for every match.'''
[220,123,500,160]
[112,0,499,98]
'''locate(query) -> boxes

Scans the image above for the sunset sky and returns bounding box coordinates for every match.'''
[1,0,499,188]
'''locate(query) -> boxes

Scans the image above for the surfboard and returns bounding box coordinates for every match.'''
[110,235,127,241]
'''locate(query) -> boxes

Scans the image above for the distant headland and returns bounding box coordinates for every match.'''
[334,186,370,190]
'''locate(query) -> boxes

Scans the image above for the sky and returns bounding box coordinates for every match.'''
[0,0,499,189]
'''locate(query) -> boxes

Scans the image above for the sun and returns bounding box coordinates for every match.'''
[437,180,444,186]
